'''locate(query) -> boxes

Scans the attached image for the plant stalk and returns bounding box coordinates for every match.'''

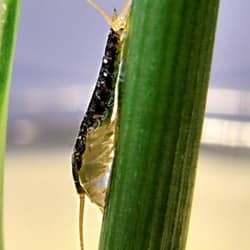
[0,1,21,248]
[99,0,219,249]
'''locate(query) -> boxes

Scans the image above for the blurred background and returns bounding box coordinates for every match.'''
[4,0,250,250]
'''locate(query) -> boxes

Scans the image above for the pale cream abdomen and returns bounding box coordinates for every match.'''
[79,116,117,210]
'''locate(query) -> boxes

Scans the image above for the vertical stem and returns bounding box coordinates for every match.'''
[0,1,21,248]
[99,0,219,249]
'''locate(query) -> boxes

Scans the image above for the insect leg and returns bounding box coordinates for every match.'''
[72,158,85,195]
[79,193,85,250]
[72,156,86,250]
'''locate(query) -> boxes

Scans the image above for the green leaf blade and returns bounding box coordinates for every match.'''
[0,1,21,248]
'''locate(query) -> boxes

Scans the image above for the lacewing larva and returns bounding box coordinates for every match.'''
[71,0,131,249]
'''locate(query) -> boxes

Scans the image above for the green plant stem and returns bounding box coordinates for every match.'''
[99,0,219,249]
[0,0,21,248]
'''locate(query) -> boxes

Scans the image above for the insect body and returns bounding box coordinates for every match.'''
[72,28,120,205]
[71,1,131,249]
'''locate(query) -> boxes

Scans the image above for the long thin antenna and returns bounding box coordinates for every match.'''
[120,0,132,19]
[86,0,132,31]
[79,193,85,250]
[86,0,113,26]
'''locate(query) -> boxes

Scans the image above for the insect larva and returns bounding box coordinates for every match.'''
[71,1,131,249]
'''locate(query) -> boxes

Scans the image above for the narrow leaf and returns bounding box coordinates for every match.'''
[0,0,21,248]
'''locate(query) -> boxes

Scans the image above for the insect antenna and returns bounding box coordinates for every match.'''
[86,0,132,31]
[86,0,113,26]
[120,0,131,19]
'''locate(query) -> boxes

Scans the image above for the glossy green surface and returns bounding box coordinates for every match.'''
[0,0,21,248]
[99,0,219,249]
